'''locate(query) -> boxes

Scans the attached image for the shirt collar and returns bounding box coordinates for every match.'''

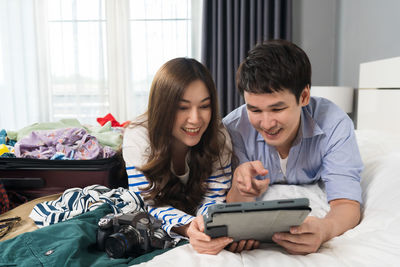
[300,106,324,138]
[256,132,264,142]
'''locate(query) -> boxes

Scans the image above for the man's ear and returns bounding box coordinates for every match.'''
[300,85,310,107]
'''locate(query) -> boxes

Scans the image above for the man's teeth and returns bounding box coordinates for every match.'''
[266,129,280,135]
[184,127,200,133]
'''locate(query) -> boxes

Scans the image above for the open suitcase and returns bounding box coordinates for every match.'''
[0,153,128,200]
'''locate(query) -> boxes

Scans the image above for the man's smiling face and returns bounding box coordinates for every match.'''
[244,87,310,157]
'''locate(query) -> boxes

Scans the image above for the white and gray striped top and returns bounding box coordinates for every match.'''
[122,121,232,239]
[29,184,144,227]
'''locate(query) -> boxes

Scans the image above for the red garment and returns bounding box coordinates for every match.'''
[0,181,9,214]
[0,181,28,214]
[96,113,130,127]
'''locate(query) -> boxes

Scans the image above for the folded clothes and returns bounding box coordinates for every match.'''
[0,130,6,145]
[0,144,9,156]
[7,119,123,151]
[0,129,16,147]
[0,153,16,158]
[14,127,116,160]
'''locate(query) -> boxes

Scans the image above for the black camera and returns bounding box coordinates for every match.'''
[96,211,175,258]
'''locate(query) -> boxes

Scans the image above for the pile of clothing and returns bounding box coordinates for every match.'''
[0,116,125,160]
[0,114,129,214]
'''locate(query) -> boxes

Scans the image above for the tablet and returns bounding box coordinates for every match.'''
[203,198,311,242]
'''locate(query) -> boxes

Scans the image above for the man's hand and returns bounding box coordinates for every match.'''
[227,161,270,202]
[186,215,233,255]
[272,216,328,255]
[272,199,361,255]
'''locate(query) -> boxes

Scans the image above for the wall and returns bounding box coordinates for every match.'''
[293,0,400,88]
[337,0,400,88]
[292,0,338,86]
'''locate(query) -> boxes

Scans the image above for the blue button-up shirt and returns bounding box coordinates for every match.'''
[223,96,363,203]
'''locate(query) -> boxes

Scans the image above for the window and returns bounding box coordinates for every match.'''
[0,35,3,86]
[0,0,202,129]
[128,0,193,119]
[47,0,109,122]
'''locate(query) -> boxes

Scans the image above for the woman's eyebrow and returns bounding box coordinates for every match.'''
[200,96,211,102]
[180,96,211,103]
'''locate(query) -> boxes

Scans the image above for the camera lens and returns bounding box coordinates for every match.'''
[105,225,141,258]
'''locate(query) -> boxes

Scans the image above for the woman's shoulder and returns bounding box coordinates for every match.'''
[123,116,150,150]
[218,123,232,150]
[215,124,232,166]
[122,116,151,166]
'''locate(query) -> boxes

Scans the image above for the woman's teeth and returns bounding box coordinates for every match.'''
[184,127,200,133]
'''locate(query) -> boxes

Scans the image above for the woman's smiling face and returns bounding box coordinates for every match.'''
[171,79,212,152]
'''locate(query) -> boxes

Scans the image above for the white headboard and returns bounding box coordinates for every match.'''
[357,57,400,133]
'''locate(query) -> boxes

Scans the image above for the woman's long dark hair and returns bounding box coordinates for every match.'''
[135,58,227,215]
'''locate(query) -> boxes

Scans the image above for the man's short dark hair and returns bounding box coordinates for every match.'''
[236,39,311,103]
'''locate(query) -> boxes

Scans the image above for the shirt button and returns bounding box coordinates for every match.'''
[45,250,54,256]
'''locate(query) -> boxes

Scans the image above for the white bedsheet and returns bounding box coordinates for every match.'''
[136,130,400,267]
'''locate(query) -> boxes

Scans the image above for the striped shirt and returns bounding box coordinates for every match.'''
[122,121,232,238]
[29,185,143,227]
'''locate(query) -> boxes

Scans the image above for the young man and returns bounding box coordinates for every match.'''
[223,40,363,255]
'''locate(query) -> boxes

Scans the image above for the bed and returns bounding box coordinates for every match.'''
[1,129,399,266]
[136,129,400,267]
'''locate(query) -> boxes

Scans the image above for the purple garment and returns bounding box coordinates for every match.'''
[14,128,116,160]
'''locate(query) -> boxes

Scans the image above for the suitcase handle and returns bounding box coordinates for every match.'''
[0,178,45,188]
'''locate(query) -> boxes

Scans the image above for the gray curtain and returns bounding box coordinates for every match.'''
[201,0,292,117]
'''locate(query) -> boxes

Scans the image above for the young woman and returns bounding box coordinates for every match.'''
[122,58,234,254]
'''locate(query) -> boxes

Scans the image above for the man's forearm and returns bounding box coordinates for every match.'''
[322,199,361,242]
